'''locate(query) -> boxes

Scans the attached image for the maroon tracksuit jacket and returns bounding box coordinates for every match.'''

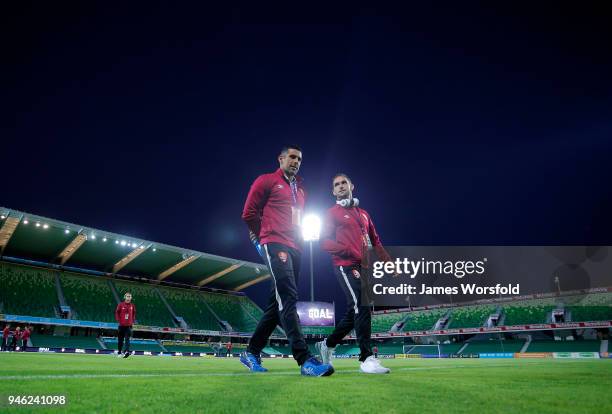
[115,302,136,327]
[242,168,306,250]
[321,204,391,267]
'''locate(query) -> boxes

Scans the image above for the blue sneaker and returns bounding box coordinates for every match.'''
[300,357,334,377]
[239,351,268,372]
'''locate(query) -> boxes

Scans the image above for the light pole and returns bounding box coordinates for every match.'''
[554,275,561,295]
[302,214,321,302]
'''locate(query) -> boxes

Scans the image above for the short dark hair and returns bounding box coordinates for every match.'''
[280,145,302,155]
[332,173,351,183]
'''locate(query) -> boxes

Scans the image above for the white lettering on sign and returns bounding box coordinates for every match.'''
[308,308,333,319]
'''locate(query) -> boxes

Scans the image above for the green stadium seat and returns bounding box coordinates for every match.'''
[60,273,117,322]
[30,334,103,350]
[267,344,291,355]
[335,345,360,355]
[502,298,557,326]
[371,311,408,333]
[407,345,439,354]
[566,292,612,322]
[377,341,404,354]
[440,343,464,355]
[162,342,215,353]
[448,305,497,329]
[158,287,222,331]
[402,309,447,331]
[462,340,525,354]
[202,293,259,332]
[526,340,600,353]
[0,262,59,317]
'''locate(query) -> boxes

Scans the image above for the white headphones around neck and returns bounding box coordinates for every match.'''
[337,198,359,208]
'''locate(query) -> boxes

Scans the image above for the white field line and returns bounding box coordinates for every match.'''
[0,362,566,381]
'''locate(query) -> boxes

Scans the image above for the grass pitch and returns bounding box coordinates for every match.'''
[0,353,610,413]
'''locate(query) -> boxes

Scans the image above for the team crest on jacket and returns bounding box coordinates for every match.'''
[352,269,360,279]
[276,184,284,189]
[278,251,288,263]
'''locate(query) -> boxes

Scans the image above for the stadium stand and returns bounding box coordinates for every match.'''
[566,292,612,322]
[377,340,404,354]
[202,293,258,332]
[262,346,287,355]
[30,334,103,350]
[406,343,467,355]
[525,340,601,353]
[447,305,497,329]
[60,272,117,322]
[406,345,439,354]
[402,309,447,331]
[441,343,464,355]
[371,311,408,332]
[161,342,215,353]
[501,298,557,325]
[0,262,58,317]
[240,298,284,336]
[158,286,222,331]
[335,345,360,355]
[240,297,263,319]
[113,280,176,327]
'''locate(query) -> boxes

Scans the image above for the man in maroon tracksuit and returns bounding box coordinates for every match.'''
[11,327,21,351]
[115,292,136,358]
[240,145,333,376]
[20,326,31,352]
[317,173,392,374]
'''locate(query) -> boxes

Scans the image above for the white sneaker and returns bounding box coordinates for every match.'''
[315,340,335,365]
[360,355,390,374]
[116,352,123,358]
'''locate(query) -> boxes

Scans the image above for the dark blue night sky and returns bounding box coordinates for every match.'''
[3,3,612,310]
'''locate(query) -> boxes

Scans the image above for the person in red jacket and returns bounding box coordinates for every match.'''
[20,326,31,352]
[2,324,10,352]
[240,145,333,377]
[316,173,391,374]
[115,292,136,358]
[11,326,21,351]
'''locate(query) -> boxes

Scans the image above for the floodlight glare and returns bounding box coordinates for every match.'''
[102,237,107,242]
[65,229,70,234]
[120,240,126,246]
[36,222,41,227]
[43,224,49,229]
[302,214,321,242]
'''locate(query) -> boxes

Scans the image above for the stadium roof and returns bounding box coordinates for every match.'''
[0,207,269,292]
